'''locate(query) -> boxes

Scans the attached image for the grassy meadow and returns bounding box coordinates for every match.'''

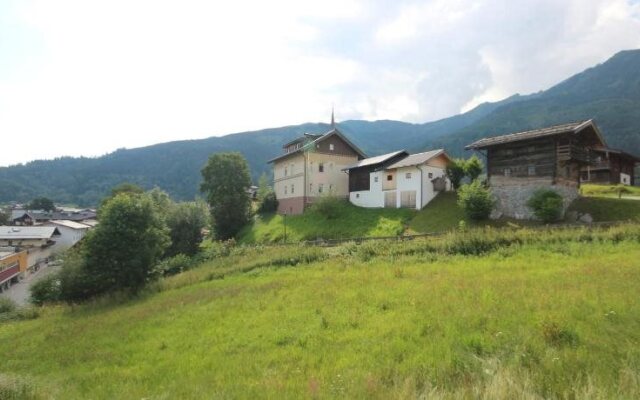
[581,183,640,199]
[2,225,640,398]
[238,201,414,244]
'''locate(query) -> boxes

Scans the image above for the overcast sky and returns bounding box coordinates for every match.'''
[1,0,639,166]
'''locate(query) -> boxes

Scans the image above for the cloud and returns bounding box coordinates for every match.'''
[0,0,639,166]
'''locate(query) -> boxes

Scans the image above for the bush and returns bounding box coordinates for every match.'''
[30,273,62,305]
[0,297,17,314]
[310,195,344,219]
[258,191,278,213]
[457,181,494,220]
[156,254,193,276]
[446,159,466,189]
[527,189,564,222]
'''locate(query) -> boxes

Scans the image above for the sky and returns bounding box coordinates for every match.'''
[1,0,640,167]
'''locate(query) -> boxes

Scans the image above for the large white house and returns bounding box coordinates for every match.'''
[344,149,452,209]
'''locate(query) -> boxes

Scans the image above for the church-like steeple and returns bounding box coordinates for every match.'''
[331,106,335,128]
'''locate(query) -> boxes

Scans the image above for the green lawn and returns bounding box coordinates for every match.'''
[2,225,640,398]
[581,183,640,199]
[569,196,640,222]
[238,202,414,244]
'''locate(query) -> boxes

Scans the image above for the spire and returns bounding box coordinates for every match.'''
[331,106,335,128]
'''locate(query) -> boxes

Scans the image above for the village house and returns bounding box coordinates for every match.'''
[344,149,452,209]
[465,120,638,219]
[0,248,28,292]
[268,121,366,215]
[580,148,638,185]
[10,208,97,226]
[0,226,61,275]
[43,220,92,253]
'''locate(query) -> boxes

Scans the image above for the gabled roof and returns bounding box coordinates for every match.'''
[0,226,61,240]
[267,127,367,163]
[342,150,408,171]
[47,220,92,230]
[386,149,450,169]
[465,120,606,150]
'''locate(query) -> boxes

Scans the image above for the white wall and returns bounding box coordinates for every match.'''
[419,165,449,208]
[349,171,385,207]
[621,172,631,185]
[395,166,421,208]
[50,225,88,253]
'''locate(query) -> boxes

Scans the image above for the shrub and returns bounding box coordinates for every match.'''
[30,273,62,305]
[156,254,193,276]
[527,189,564,222]
[258,191,278,213]
[310,195,344,219]
[464,155,483,182]
[457,181,494,220]
[446,159,466,189]
[0,297,17,314]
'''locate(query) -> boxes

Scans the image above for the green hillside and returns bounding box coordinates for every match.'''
[2,50,640,205]
[2,225,640,398]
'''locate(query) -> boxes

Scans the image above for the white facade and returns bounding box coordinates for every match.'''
[348,150,451,210]
[43,220,91,254]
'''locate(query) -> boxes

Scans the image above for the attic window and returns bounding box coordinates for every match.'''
[405,172,412,179]
[374,176,379,183]
[387,175,393,181]
[428,172,433,179]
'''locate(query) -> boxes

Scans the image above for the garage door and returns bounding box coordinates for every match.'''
[384,191,397,208]
[400,190,416,208]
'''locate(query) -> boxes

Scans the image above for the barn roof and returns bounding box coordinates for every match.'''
[465,120,606,150]
[342,150,408,171]
[386,149,449,169]
[0,226,61,240]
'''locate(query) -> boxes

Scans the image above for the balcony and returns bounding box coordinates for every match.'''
[557,144,591,164]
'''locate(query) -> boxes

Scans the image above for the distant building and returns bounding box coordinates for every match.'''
[43,220,92,253]
[10,209,97,226]
[344,149,452,209]
[267,120,366,215]
[0,226,61,274]
[580,148,639,186]
[0,249,28,292]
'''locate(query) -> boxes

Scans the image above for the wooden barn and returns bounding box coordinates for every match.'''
[465,120,635,219]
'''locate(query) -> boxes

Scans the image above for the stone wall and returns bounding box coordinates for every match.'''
[489,176,579,220]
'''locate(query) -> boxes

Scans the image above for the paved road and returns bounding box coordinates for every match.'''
[0,264,60,306]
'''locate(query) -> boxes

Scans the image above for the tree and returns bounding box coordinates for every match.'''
[464,155,483,182]
[446,159,466,190]
[457,180,494,220]
[166,201,209,257]
[100,183,145,210]
[27,197,55,212]
[257,172,278,213]
[201,153,252,239]
[0,209,9,225]
[82,193,169,295]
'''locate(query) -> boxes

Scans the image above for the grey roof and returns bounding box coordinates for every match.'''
[386,149,449,169]
[342,150,408,171]
[47,220,92,230]
[267,128,367,163]
[0,226,61,240]
[465,120,605,150]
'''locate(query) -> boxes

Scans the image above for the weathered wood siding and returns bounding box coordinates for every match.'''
[487,137,556,179]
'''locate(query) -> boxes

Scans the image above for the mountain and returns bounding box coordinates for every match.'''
[1,50,639,206]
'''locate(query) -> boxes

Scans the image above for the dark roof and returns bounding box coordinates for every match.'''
[267,128,367,163]
[342,150,408,171]
[282,133,323,148]
[591,147,640,162]
[465,120,606,150]
[387,149,450,169]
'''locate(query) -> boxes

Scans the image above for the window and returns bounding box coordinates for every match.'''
[329,184,333,192]
[290,163,294,174]
[405,172,412,179]
[374,176,379,183]
[319,184,324,193]
[291,184,294,194]
[329,143,335,151]
[309,183,313,193]
[284,167,288,177]
[387,174,393,181]
[284,185,288,195]
[528,165,536,176]
[356,193,360,198]
[504,168,512,177]
[319,163,324,172]
[428,172,433,179]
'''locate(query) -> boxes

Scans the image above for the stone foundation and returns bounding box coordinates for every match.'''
[490,177,579,220]
[277,197,306,215]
